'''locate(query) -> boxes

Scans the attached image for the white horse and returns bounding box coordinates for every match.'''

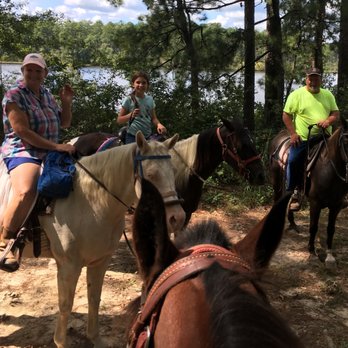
[0,132,185,348]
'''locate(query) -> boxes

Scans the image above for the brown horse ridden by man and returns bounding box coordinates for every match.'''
[125,178,303,348]
[269,117,348,268]
[69,118,265,226]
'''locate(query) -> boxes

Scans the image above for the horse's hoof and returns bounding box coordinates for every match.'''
[307,253,318,263]
[325,255,337,271]
[287,223,300,233]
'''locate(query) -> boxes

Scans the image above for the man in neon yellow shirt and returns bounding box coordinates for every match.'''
[282,67,340,211]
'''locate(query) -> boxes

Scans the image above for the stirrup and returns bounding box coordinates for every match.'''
[288,189,302,212]
[0,229,26,272]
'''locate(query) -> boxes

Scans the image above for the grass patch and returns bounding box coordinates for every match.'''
[201,175,274,214]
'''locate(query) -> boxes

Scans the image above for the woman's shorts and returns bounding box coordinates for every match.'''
[3,157,42,173]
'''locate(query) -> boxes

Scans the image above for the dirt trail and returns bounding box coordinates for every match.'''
[1,207,347,348]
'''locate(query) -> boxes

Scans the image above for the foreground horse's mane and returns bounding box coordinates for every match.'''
[127,218,302,347]
[204,264,301,348]
[177,220,301,348]
[174,219,232,250]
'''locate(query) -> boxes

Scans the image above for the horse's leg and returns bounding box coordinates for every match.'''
[287,210,300,233]
[325,207,340,269]
[271,164,284,202]
[308,204,321,255]
[86,257,112,347]
[54,263,82,348]
[271,163,302,232]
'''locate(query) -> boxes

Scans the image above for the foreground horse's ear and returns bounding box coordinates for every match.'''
[163,133,179,149]
[132,178,179,286]
[136,131,150,152]
[234,192,292,272]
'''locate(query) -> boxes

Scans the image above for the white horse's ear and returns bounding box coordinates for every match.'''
[163,133,179,149]
[136,131,150,152]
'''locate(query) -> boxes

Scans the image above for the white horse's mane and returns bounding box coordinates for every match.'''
[170,134,198,190]
[74,142,139,208]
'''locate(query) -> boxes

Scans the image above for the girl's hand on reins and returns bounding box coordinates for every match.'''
[132,108,140,118]
[157,123,167,134]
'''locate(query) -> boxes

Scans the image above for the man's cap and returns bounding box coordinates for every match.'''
[306,67,321,76]
[21,53,47,69]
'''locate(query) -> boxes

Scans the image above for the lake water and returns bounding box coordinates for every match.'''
[0,63,306,104]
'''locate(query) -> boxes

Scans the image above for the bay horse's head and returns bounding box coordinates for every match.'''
[127,178,303,348]
[217,118,265,185]
[133,131,186,235]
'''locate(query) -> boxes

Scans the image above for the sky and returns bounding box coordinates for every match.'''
[13,0,267,30]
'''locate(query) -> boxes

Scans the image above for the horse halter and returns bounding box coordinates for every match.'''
[133,153,183,206]
[216,127,261,179]
[127,244,252,348]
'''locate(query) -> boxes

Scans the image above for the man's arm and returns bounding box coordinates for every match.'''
[282,111,301,146]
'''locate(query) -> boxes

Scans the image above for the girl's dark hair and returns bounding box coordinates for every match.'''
[131,71,150,85]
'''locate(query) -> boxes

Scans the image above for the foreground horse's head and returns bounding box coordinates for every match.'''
[127,178,303,348]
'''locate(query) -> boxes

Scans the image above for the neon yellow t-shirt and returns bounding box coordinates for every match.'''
[283,86,338,140]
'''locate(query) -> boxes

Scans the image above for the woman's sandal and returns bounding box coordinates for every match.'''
[0,239,20,272]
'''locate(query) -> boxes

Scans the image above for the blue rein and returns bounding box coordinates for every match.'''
[134,154,171,178]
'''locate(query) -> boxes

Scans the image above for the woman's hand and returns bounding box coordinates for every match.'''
[56,143,76,155]
[59,84,74,105]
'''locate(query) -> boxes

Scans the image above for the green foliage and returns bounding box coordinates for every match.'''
[43,67,126,140]
[202,175,274,213]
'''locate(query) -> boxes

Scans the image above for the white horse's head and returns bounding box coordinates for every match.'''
[133,131,185,235]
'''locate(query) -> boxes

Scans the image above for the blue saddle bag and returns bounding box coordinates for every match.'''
[37,151,76,198]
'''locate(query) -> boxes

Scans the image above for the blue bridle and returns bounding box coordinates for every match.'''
[134,153,171,178]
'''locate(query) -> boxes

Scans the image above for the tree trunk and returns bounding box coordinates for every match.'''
[337,0,348,119]
[313,0,326,70]
[243,0,255,130]
[173,0,201,128]
[264,0,284,130]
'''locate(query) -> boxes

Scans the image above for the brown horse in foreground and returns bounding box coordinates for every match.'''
[126,178,303,348]
[269,118,348,268]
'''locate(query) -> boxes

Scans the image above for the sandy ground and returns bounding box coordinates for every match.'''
[0,205,347,348]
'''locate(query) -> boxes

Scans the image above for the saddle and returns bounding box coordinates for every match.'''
[271,135,325,178]
[0,155,60,263]
[271,136,291,171]
[270,136,325,198]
